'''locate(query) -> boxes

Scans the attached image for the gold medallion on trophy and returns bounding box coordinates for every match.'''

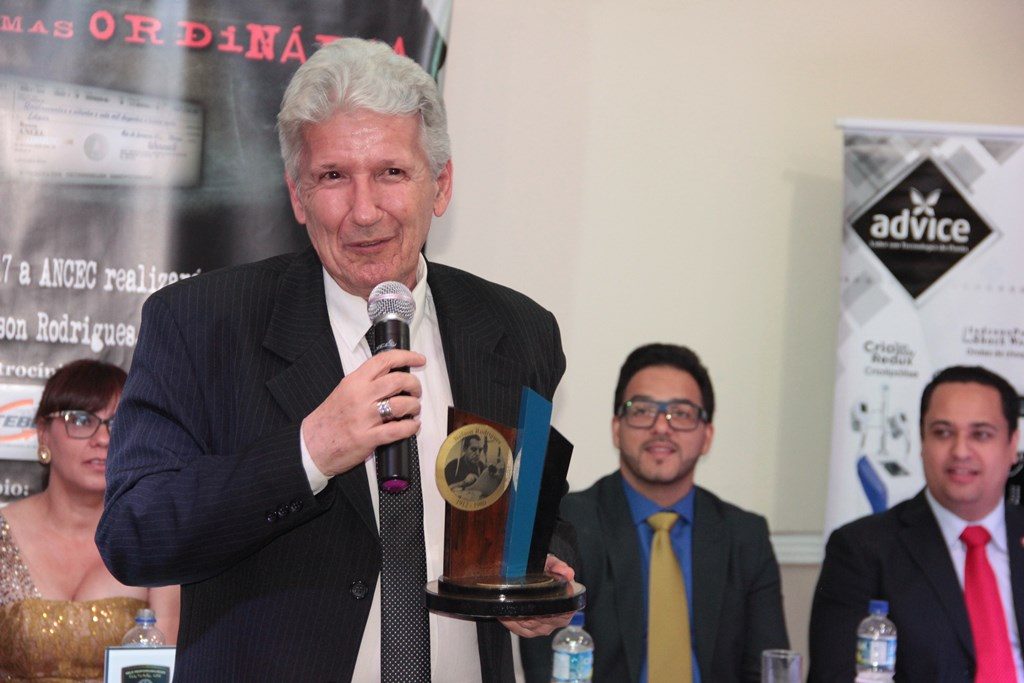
[436,424,513,512]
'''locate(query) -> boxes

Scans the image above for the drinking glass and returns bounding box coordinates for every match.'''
[761,649,802,683]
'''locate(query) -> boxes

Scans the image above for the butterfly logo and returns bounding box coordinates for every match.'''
[909,188,940,217]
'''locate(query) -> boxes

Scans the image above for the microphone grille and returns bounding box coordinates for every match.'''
[367,281,415,325]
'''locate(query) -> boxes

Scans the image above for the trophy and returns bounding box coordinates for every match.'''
[425,387,586,617]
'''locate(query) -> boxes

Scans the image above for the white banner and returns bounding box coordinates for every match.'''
[824,119,1024,534]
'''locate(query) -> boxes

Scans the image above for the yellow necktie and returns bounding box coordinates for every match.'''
[648,511,693,683]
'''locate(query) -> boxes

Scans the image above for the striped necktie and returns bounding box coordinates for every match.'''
[367,326,431,682]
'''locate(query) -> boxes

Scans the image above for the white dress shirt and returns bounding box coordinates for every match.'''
[299,255,482,682]
[925,490,1024,681]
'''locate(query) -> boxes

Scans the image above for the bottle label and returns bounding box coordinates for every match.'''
[856,636,896,669]
[121,664,171,682]
[552,651,594,681]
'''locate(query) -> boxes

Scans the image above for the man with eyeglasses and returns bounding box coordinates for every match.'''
[521,343,788,682]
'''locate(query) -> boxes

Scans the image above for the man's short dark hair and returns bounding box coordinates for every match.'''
[614,343,715,422]
[462,434,482,452]
[919,365,1020,437]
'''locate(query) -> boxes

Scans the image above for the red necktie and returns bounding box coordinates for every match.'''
[960,525,1017,683]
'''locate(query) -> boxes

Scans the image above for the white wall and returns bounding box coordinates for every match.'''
[428,1,1024,534]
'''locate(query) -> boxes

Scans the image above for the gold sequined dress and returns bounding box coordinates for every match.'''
[0,512,146,683]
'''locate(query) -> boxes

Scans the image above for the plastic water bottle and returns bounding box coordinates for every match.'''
[121,608,166,647]
[551,611,593,682]
[855,599,896,681]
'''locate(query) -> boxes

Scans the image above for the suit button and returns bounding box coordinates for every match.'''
[265,510,278,523]
[277,504,290,519]
[290,499,303,513]
[350,580,368,599]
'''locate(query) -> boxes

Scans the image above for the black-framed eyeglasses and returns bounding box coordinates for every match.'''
[617,398,708,432]
[47,410,114,439]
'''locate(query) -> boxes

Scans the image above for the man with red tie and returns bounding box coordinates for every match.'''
[809,365,1024,682]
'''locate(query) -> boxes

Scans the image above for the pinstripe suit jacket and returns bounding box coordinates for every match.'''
[96,246,567,682]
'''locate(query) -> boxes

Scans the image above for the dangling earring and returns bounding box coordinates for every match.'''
[38,445,51,465]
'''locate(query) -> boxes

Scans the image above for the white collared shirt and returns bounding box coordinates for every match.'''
[925,490,1024,680]
[300,255,482,682]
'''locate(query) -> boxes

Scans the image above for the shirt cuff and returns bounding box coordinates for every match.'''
[299,427,330,495]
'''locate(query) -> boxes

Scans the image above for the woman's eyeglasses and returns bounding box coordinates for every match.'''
[47,410,114,439]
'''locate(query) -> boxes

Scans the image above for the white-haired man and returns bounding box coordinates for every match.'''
[98,38,573,682]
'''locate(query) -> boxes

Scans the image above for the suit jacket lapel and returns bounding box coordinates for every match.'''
[428,264,524,424]
[598,473,646,682]
[262,247,375,535]
[692,487,727,674]
[897,492,974,656]
[1006,504,1024,639]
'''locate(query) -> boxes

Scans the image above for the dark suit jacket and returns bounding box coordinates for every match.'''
[520,472,789,682]
[808,490,1024,682]
[96,247,568,682]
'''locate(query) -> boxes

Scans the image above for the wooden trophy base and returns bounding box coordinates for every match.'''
[425,573,586,618]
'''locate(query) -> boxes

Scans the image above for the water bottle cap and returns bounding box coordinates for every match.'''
[868,599,888,615]
[135,608,157,624]
[570,611,585,627]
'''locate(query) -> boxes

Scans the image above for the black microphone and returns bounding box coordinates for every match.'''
[367,281,416,494]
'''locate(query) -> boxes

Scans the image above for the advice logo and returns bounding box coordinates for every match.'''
[851,158,993,299]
